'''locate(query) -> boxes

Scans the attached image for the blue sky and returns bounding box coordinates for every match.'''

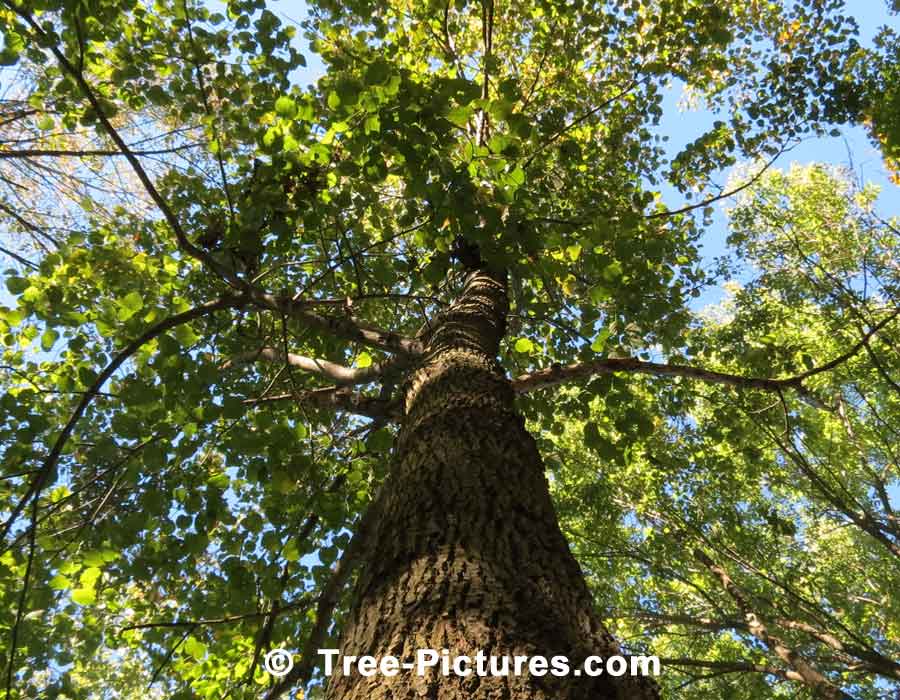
[648,3,900,305]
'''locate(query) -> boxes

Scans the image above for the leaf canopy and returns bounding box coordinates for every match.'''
[0,0,898,698]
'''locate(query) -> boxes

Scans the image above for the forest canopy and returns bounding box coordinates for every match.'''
[0,0,899,699]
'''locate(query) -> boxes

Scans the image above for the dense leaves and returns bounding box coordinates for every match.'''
[0,0,897,699]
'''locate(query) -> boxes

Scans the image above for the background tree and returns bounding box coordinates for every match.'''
[0,1,897,699]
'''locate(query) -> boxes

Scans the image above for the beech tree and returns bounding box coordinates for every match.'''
[0,1,897,699]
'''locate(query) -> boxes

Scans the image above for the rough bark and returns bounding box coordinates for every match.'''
[325,268,658,700]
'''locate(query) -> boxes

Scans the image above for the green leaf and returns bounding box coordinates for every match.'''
[282,540,300,562]
[590,329,610,353]
[601,261,623,282]
[356,351,373,368]
[514,338,534,353]
[363,114,380,134]
[5,277,28,295]
[446,105,472,128]
[275,95,298,119]
[49,574,72,590]
[183,636,207,660]
[71,588,96,606]
[117,291,144,321]
[80,567,102,586]
[40,328,59,351]
[208,472,229,489]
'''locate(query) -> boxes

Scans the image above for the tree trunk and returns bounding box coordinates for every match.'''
[325,268,658,700]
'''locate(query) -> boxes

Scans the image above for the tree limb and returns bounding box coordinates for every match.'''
[249,292,424,356]
[512,357,811,396]
[228,347,395,385]
[694,549,854,700]
[0,243,38,269]
[0,144,203,159]
[120,598,311,632]
[511,311,900,405]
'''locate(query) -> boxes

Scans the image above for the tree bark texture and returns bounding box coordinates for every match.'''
[325,268,659,700]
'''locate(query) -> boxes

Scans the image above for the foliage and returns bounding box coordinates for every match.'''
[0,0,897,699]
[549,164,900,700]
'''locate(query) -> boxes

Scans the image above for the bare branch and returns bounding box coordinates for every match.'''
[227,346,410,386]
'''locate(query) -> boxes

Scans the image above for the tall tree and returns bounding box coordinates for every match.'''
[0,1,896,699]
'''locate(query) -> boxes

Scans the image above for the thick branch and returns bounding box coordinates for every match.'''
[633,611,900,681]
[774,619,900,681]
[6,4,437,363]
[228,347,400,386]
[250,292,424,356]
[512,357,807,395]
[512,312,899,404]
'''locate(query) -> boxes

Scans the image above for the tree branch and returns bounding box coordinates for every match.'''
[512,357,812,398]
[694,549,854,700]
[661,658,805,683]
[0,144,202,159]
[227,346,402,386]
[0,243,38,269]
[512,311,900,406]
[120,598,311,632]
[0,200,61,248]
[632,611,900,681]
[249,292,424,356]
